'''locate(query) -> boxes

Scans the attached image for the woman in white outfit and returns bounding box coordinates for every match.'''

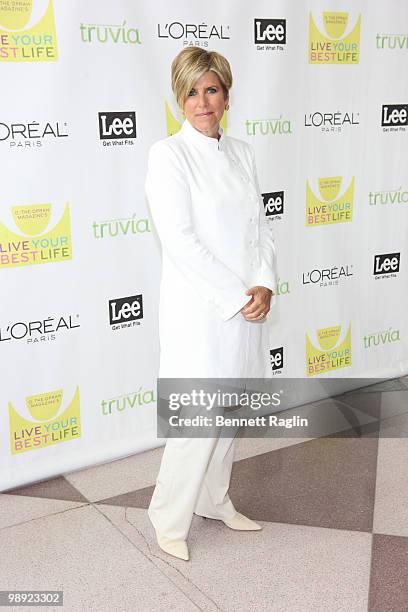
[145,47,277,561]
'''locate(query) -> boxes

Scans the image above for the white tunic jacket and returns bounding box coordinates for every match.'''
[145,117,277,378]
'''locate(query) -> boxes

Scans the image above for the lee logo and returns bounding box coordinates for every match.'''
[254,19,286,44]
[270,347,283,371]
[98,112,137,139]
[381,105,408,127]
[373,253,400,275]
[263,191,284,216]
[109,295,143,327]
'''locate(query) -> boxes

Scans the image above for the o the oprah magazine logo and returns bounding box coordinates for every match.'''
[9,388,81,455]
[0,203,72,268]
[306,176,354,226]
[0,0,58,62]
[306,324,352,377]
[308,11,360,64]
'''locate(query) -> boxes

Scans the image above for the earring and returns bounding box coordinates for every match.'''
[225,104,229,111]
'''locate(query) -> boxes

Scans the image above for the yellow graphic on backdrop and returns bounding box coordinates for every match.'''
[306,324,352,377]
[9,387,81,454]
[0,0,58,62]
[165,101,228,136]
[0,203,72,268]
[306,176,354,226]
[309,12,360,64]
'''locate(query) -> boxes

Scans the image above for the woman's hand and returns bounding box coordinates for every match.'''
[241,286,273,321]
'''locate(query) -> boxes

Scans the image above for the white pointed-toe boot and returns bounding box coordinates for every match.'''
[155,532,190,561]
[148,511,190,561]
[197,511,262,531]
[223,512,262,531]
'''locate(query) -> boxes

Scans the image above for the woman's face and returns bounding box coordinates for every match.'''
[183,70,228,138]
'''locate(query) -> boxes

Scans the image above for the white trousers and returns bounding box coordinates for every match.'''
[148,429,239,540]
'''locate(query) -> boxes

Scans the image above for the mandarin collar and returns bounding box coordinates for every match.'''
[180,117,226,152]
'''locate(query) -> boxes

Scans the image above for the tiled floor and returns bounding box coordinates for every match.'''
[1,377,408,611]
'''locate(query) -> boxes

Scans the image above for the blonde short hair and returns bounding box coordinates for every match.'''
[171,47,232,110]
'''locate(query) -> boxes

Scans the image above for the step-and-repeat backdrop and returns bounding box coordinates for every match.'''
[1,0,407,490]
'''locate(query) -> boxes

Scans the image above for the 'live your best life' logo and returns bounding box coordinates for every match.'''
[306,324,352,377]
[0,0,58,62]
[308,11,360,64]
[306,176,354,226]
[9,388,81,455]
[0,203,72,268]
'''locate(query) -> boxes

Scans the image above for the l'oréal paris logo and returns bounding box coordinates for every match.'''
[0,120,68,148]
[0,313,80,344]
[157,22,230,47]
[304,110,360,133]
[303,264,354,287]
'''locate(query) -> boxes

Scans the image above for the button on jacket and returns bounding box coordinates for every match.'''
[145,117,277,378]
